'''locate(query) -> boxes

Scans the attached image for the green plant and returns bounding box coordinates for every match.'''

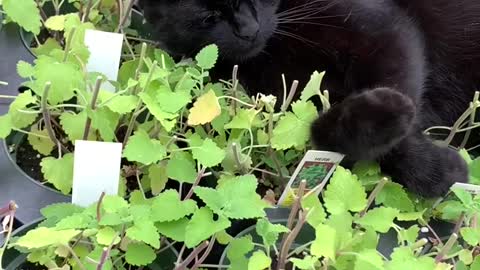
[7,173,268,269]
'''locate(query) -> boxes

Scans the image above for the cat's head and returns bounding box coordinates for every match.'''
[138,0,281,61]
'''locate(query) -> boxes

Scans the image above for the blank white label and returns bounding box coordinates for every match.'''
[72,140,123,207]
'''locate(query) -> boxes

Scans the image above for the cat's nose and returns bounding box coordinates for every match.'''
[236,21,260,41]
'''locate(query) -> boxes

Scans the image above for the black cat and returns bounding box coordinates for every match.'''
[138,0,477,197]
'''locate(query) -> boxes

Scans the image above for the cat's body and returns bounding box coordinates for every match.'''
[139,0,478,197]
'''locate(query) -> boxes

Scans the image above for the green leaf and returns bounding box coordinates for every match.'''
[227,235,254,262]
[123,129,166,165]
[354,249,384,270]
[255,219,289,248]
[126,220,160,248]
[452,188,473,206]
[458,249,473,265]
[96,227,120,246]
[27,125,55,155]
[324,166,367,215]
[138,88,177,131]
[44,15,66,31]
[34,56,84,105]
[290,256,318,270]
[156,87,192,113]
[40,203,84,227]
[0,114,12,139]
[301,193,327,228]
[190,135,226,167]
[185,207,231,248]
[300,71,325,101]
[167,154,197,183]
[156,218,189,242]
[9,90,37,129]
[87,107,119,142]
[248,251,272,270]
[125,242,156,266]
[102,195,128,213]
[147,164,168,195]
[2,0,41,34]
[195,44,218,70]
[55,213,93,230]
[98,91,139,114]
[397,225,419,245]
[472,256,480,270]
[376,182,414,212]
[356,207,399,233]
[187,89,221,125]
[469,158,480,184]
[311,224,336,260]
[17,61,34,78]
[194,175,267,219]
[224,109,258,129]
[14,227,80,249]
[386,247,435,270]
[40,154,74,194]
[150,189,197,222]
[60,111,93,143]
[271,100,318,149]
[32,38,62,56]
[460,227,480,246]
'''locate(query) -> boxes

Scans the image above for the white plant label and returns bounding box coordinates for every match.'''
[451,182,480,195]
[72,140,123,207]
[84,29,124,92]
[277,150,344,206]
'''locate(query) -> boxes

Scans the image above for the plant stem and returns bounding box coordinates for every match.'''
[231,65,239,114]
[267,110,284,179]
[174,241,209,270]
[282,180,307,244]
[231,143,246,173]
[82,0,94,22]
[65,244,88,270]
[281,80,298,112]
[83,76,103,140]
[0,201,17,270]
[434,233,458,263]
[96,192,106,223]
[460,91,480,148]
[41,82,69,154]
[190,236,216,270]
[116,0,135,32]
[359,177,388,217]
[217,96,256,108]
[184,167,206,200]
[277,210,309,270]
[63,28,77,62]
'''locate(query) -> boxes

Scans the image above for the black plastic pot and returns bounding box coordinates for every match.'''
[1,219,179,270]
[218,207,456,268]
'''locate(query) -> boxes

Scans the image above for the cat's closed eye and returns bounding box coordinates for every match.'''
[201,11,222,26]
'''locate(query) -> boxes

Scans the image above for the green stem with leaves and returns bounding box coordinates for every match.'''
[41,82,69,154]
[83,76,103,140]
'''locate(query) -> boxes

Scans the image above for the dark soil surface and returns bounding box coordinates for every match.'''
[14,140,46,182]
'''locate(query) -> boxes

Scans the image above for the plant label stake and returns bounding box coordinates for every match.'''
[277,150,344,206]
[84,29,124,92]
[72,140,122,207]
[451,182,480,195]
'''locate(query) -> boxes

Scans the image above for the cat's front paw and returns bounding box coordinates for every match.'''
[311,87,416,159]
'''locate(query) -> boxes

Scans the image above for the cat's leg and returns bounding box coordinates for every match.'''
[379,132,468,197]
[310,87,416,160]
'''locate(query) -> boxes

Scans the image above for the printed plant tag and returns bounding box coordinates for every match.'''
[277,150,344,206]
[72,140,123,207]
[84,29,124,92]
[451,182,480,195]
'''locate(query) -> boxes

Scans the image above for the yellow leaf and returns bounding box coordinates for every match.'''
[187,89,221,125]
[45,15,66,31]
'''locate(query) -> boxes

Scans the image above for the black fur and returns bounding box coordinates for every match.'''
[138,0,478,197]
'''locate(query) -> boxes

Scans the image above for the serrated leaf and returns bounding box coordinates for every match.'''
[126,220,160,248]
[376,182,414,212]
[311,224,336,260]
[123,129,166,165]
[55,213,93,230]
[290,255,318,270]
[386,247,436,270]
[397,225,419,245]
[99,91,139,114]
[87,107,119,142]
[185,207,230,248]
[9,90,37,129]
[324,166,367,214]
[224,109,258,129]
[190,135,226,167]
[460,227,480,246]
[271,100,318,149]
[187,89,221,125]
[125,242,156,266]
[195,44,218,70]
[97,227,120,246]
[150,189,197,222]
[301,71,325,101]
[27,125,55,155]
[45,15,66,31]
[138,88,177,131]
[102,195,128,213]
[194,175,267,219]
[255,219,289,248]
[227,235,254,261]
[248,251,271,270]
[0,114,13,139]
[302,193,327,228]
[156,87,192,113]
[14,227,79,249]
[40,154,74,194]
[156,218,189,242]
[32,38,62,56]
[17,61,34,78]
[458,249,473,265]
[354,249,384,270]
[3,0,41,34]
[40,203,84,227]
[356,207,399,233]
[60,111,93,143]
[167,154,197,183]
